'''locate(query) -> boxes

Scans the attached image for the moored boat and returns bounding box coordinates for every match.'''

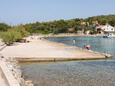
[103,33,115,38]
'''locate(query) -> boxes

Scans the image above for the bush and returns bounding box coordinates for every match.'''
[13,26,30,37]
[1,26,29,45]
[1,30,22,45]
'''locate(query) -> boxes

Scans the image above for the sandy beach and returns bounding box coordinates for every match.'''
[0,36,109,62]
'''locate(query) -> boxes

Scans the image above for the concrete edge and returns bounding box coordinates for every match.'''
[0,60,20,86]
[0,66,9,86]
[15,57,110,63]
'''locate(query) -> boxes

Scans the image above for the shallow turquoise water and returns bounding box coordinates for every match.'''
[48,36,115,57]
[21,36,115,86]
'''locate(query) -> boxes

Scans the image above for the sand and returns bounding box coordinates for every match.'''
[0,36,107,61]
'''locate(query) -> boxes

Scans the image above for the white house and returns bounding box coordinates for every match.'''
[96,24,115,34]
[101,24,115,32]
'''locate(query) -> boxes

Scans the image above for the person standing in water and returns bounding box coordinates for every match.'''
[73,39,76,45]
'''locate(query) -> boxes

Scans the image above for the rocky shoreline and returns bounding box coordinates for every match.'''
[0,55,34,86]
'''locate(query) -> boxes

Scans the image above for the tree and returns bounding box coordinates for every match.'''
[109,20,115,26]
[0,23,11,31]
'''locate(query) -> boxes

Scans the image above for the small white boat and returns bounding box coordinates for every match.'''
[103,33,115,38]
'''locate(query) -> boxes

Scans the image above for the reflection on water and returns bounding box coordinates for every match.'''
[21,61,115,86]
[20,36,115,86]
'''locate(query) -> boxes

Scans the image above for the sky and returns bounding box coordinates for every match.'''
[0,0,115,25]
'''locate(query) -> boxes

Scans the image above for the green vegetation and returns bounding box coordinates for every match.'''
[0,26,29,45]
[0,23,11,31]
[0,14,115,45]
[24,14,115,34]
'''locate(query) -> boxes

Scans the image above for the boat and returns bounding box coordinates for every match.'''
[103,33,115,38]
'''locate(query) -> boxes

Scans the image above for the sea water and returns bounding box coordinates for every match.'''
[48,36,115,57]
[20,36,115,86]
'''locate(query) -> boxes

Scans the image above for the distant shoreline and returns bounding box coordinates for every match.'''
[33,33,103,38]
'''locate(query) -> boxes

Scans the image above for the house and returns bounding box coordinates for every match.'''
[85,30,90,35]
[96,24,115,34]
[68,28,75,33]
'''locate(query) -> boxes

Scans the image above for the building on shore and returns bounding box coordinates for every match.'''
[96,24,115,35]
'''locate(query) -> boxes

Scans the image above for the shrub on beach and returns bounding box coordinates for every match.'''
[1,30,22,45]
[13,26,30,37]
[1,26,29,45]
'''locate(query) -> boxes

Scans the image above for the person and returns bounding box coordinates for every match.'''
[84,44,91,50]
[73,39,76,45]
